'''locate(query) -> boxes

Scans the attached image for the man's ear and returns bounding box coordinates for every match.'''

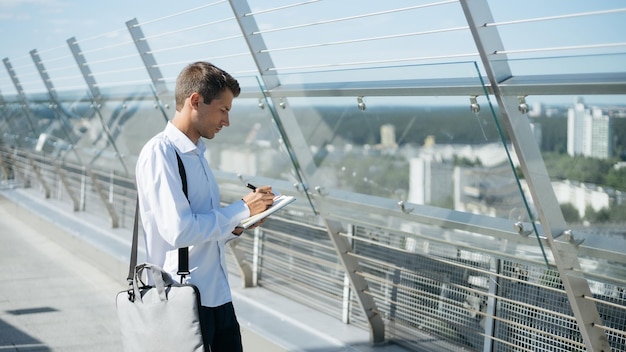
[189,93,201,109]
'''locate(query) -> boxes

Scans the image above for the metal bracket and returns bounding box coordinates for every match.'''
[398,201,414,214]
[513,221,534,237]
[558,229,586,247]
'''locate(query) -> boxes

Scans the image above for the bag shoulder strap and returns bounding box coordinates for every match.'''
[175,151,190,279]
[126,149,190,284]
[127,198,140,284]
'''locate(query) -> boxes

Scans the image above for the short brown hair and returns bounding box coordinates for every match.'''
[174,62,240,110]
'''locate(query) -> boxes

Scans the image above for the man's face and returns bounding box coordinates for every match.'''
[195,89,234,140]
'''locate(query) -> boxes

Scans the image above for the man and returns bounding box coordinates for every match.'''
[135,61,274,351]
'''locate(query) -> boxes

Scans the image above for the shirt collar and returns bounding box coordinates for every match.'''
[164,121,206,155]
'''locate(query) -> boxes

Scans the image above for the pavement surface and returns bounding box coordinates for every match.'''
[0,187,420,352]
[0,194,125,351]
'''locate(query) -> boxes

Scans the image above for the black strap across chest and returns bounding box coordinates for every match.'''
[127,150,190,284]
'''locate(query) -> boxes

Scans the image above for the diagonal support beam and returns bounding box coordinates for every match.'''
[2,58,40,138]
[30,49,83,165]
[459,1,611,350]
[228,0,385,344]
[66,37,129,175]
[125,18,168,98]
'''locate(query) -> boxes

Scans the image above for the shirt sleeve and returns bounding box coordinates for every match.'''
[136,140,250,249]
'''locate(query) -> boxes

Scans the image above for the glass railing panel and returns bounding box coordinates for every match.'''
[208,75,300,186]
[52,84,166,175]
[18,90,88,165]
[275,61,483,84]
[267,63,535,224]
[501,53,626,77]
[0,96,39,150]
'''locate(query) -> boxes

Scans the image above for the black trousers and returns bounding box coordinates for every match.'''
[199,302,243,352]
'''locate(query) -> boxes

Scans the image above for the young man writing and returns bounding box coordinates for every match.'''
[135,61,274,351]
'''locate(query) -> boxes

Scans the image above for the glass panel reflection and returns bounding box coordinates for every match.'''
[207,75,300,185]
[270,63,534,223]
[17,85,168,175]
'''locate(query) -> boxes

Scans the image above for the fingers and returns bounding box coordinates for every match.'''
[260,192,274,208]
[242,188,274,215]
[254,185,273,196]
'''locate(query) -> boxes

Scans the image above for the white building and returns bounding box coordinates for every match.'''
[408,142,521,216]
[586,108,611,159]
[552,180,612,218]
[567,98,612,159]
[408,157,453,205]
[379,124,398,148]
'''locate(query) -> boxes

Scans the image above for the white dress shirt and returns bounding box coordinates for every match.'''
[135,122,250,307]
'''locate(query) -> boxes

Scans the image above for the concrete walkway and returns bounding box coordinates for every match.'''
[0,194,124,351]
[0,187,418,352]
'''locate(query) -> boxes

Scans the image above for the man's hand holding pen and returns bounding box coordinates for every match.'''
[242,183,274,216]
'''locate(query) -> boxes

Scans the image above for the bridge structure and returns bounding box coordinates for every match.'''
[1,1,625,351]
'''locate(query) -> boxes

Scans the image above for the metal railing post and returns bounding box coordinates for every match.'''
[482,258,499,352]
[89,170,119,228]
[28,157,50,198]
[80,167,87,211]
[228,0,386,344]
[229,241,253,288]
[459,1,611,350]
[341,224,355,324]
[0,90,21,147]
[252,226,262,286]
[0,153,9,180]
[54,162,80,211]
[125,18,170,123]
[66,37,129,175]
[2,58,40,140]
[125,18,168,97]
[30,49,83,165]
[14,150,30,188]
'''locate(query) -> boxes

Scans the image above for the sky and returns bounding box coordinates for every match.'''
[0,0,624,104]
[0,0,185,60]
[1,0,623,56]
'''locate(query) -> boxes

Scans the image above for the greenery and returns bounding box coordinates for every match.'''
[453,155,482,167]
[561,202,626,224]
[257,104,626,222]
[307,105,502,146]
[573,203,625,224]
[560,203,581,223]
[335,155,409,198]
[542,152,626,191]
[531,153,626,223]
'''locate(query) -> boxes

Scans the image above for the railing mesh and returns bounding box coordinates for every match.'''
[4,148,624,351]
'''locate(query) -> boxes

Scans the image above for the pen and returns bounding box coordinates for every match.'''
[246,183,257,191]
